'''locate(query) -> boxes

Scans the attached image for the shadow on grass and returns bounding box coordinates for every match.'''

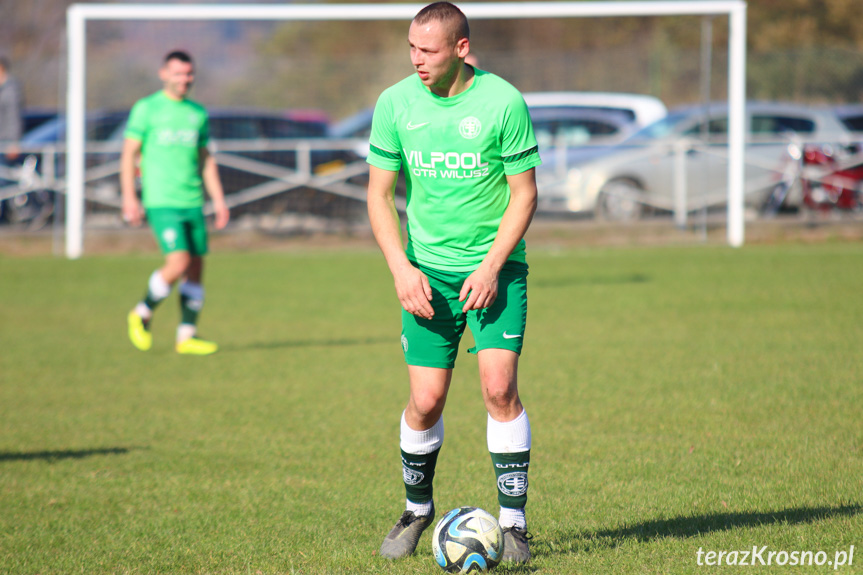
[532,273,650,289]
[0,446,142,463]
[223,336,391,352]
[538,504,862,557]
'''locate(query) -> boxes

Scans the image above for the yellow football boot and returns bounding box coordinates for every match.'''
[175,337,219,356]
[127,311,153,351]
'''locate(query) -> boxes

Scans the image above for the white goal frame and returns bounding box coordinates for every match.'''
[66,1,747,258]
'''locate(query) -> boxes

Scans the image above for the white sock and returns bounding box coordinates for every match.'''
[487,409,531,453]
[499,506,527,530]
[406,499,434,517]
[400,411,444,455]
[134,302,152,321]
[148,270,171,300]
[176,323,196,343]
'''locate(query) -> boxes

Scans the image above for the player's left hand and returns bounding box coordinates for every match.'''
[213,201,230,230]
[459,265,499,313]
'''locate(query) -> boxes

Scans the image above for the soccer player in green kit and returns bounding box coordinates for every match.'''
[122,51,229,355]
[367,3,540,563]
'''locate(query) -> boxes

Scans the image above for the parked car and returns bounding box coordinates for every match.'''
[834,104,863,134]
[188,108,331,197]
[22,108,58,134]
[529,107,634,148]
[15,109,333,220]
[522,91,667,129]
[536,101,855,220]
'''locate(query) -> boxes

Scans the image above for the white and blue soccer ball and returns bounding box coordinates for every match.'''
[431,506,504,573]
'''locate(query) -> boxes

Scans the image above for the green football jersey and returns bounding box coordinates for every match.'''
[368,69,541,272]
[124,91,210,209]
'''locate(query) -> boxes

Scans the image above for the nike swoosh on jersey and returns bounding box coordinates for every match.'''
[406,121,430,130]
[502,331,523,339]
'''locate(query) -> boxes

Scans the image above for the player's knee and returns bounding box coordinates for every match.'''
[165,251,191,271]
[482,382,519,413]
[410,390,447,420]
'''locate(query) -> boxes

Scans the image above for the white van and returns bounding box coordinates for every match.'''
[523,92,668,129]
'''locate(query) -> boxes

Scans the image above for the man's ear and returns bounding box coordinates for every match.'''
[456,38,471,59]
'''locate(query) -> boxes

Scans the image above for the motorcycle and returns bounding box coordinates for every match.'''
[799,143,863,212]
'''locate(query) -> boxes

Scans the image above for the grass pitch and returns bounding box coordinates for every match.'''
[1,243,861,574]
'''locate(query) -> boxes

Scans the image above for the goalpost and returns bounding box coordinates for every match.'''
[65,1,747,259]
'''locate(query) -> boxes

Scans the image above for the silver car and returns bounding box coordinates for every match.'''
[537,102,855,220]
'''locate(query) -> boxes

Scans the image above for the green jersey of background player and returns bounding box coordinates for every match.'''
[367,2,541,564]
[122,50,230,356]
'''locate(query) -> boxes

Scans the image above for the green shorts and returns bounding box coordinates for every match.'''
[401,261,528,369]
[146,207,208,256]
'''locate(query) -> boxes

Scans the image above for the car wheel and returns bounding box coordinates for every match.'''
[596,179,644,222]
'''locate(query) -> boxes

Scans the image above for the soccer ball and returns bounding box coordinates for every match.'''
[431,506,504,573]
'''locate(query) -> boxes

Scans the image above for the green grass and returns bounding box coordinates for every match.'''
[1,243,861,574]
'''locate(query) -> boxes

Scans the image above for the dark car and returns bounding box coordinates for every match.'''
[106,108,346,220]
[9,108,337,225]
[22,108,58,134]
[202,108,330,199]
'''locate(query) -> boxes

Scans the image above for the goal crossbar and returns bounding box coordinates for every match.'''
[66,1,747,258]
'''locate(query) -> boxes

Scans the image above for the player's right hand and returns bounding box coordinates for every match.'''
[394,264,435,320]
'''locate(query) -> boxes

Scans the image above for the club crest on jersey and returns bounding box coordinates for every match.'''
[459,116,482,139]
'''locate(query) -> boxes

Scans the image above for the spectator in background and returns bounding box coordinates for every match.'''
[0,56,23,187]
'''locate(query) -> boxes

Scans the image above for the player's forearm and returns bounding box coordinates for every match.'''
[119,152,138,202]
[201,155,226,204]
[482,173,538,273]
[368,166,413,274]
[120,139,142,203]
[368,191,412,275]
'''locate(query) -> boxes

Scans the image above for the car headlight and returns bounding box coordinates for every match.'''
[565,167,582,190]
[563,168,584,212]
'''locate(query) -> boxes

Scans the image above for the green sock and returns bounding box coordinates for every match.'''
[179,292,200,325]
[490,451,530,509]
[178,282,204,327]
[402,447,440,504]
[143,293,164,311]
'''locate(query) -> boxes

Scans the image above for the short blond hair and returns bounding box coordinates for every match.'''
[413,2,469,46]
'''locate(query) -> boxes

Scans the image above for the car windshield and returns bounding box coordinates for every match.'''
[533,118,621,147]
[625,111,694,143]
